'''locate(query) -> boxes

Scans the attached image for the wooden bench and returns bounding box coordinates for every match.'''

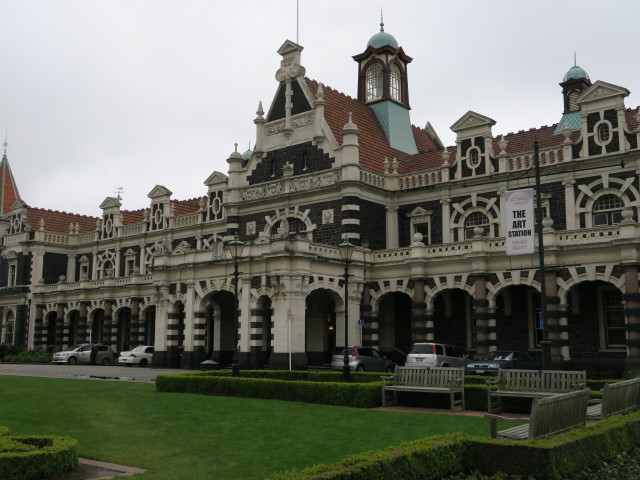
[381,366,465,411]
[586,376,640,420]
[487,369,586,413]
[485,389,590,440]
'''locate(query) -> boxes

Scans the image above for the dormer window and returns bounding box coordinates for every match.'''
[366,64,383,101]
[389,65,401,101]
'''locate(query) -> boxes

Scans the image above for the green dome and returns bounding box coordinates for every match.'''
[242,149,252,161]
[563,65,589,82]
[367,22,398,48]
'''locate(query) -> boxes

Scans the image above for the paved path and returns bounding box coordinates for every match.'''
[0,363,186,383]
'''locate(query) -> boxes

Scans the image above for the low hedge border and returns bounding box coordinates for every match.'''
[156,371,607,412]
[266,411,640,480]
[0,427,79,480]
[156,374,381,408]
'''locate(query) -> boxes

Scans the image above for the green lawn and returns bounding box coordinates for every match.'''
[1,376,491,479]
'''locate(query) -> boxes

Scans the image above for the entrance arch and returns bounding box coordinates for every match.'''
[202,291,236,365]
[305,289,338,366]
[116,307,132,352]
[431,288,471,351]
[377,292,412,356]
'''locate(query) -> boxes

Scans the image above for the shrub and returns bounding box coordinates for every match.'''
[3,346,51,364]
[0,435,78,480]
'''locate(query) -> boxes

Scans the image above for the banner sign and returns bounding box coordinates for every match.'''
[505,188,535,256]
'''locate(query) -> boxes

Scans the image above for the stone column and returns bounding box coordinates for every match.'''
[129,298,141,347]
[411,278,427,342]
[33,304,45,349]
[102,300,113,345]
[78,302,89,343]
[473,275,490,358]
[55,303,66,351]
[624,264,640,373]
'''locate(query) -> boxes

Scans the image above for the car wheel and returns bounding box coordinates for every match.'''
[102,358,110,366]
[356,365,365,372]
[139,359,148,368]
[441,363,449,367]
[68,357,78,365]
[125,363,133,367]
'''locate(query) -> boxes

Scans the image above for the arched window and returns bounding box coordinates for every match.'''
[365,64,383,101]
[464,212,490,239]
[468,147,481,168]
[389,65,401,101]
[593,194,623,226]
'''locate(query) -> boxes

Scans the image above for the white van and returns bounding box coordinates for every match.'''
[405,343,468,367]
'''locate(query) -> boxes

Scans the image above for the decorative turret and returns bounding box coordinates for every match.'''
[0,136,21,215]
[352,18,417,154]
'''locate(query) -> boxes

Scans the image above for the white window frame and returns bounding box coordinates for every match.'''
[365,63,383,101]
[389,64,401,101]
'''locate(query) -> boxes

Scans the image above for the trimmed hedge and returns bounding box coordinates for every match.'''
[266,411,640,480]
[0,431,79,480]
[156,373,381,407]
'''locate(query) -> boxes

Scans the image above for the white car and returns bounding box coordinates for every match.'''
[118,345,154,367]
[52,344,116,365]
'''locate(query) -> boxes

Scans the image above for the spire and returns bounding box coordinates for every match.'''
[380,8,384,31]
[0,130,21,215]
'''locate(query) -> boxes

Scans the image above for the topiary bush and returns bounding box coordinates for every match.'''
[0,433,78,480]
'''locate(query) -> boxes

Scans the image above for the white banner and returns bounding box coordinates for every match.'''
[505,188,535,256]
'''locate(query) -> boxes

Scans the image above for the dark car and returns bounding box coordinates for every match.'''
[465,350,539,375]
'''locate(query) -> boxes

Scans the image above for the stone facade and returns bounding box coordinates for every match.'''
[0,28,639,378]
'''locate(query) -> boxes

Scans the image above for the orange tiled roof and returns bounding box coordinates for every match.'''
[0,154,20,215]
[306,79,443,174]
[26,207,98,234]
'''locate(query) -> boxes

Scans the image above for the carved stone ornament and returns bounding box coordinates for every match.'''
[290,171,340,192]
[265,115,314,136]
[275,63,306,82]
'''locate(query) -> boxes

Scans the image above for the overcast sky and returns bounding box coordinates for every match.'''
[2,0,639,217]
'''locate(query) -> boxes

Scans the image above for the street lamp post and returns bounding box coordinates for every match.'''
[225,234,246,376]
[338,237,355,382]
[534,139,552,370]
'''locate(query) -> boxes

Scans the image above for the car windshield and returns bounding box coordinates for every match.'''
[131,347,146,352]
[485,351,512,361]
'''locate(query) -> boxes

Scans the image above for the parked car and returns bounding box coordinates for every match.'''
[405,342,468,368]
[465,350,539,375]
[118,345,154,367]
[331,346,395,372]
[52,343,116,365]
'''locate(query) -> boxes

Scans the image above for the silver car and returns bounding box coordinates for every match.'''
[331,346,395,373]
[118,345,154,367]
[52,343,116,365]
[405,342,468,368]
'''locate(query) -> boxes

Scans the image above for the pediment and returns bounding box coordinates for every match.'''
[147,185,173,199]
[450,111,496,132]
[10,199,28,211]
[407,207,432,218]
[577,80,630,104]
[99,196,121,210]
[204,171,229,187]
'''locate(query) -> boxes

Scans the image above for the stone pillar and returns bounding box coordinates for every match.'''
[624,264,640,373]
[412,278,427,342]
[78,302,89,343]
[55,304,66,351]
[102,300,113,345]
[360,282,374,347]
[33,305,45,349]
[473,275,490,358]
[543,270,564,368]
[129,298,141,347]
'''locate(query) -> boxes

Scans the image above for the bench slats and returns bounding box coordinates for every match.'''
[487,369,586,413]
[587,376,640,420]
[485,389,590,441]
[382,366,465,411]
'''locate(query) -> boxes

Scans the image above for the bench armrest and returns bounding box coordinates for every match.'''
[484,413,529,439]
[380,375,394,386]
[486,378,499,386]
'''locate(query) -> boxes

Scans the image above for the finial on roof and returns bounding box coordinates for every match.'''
[3,127,7,156]
[234,143,238,152]
[574,51,577,66]
[115,184,124,202]
[380,8,384,31]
